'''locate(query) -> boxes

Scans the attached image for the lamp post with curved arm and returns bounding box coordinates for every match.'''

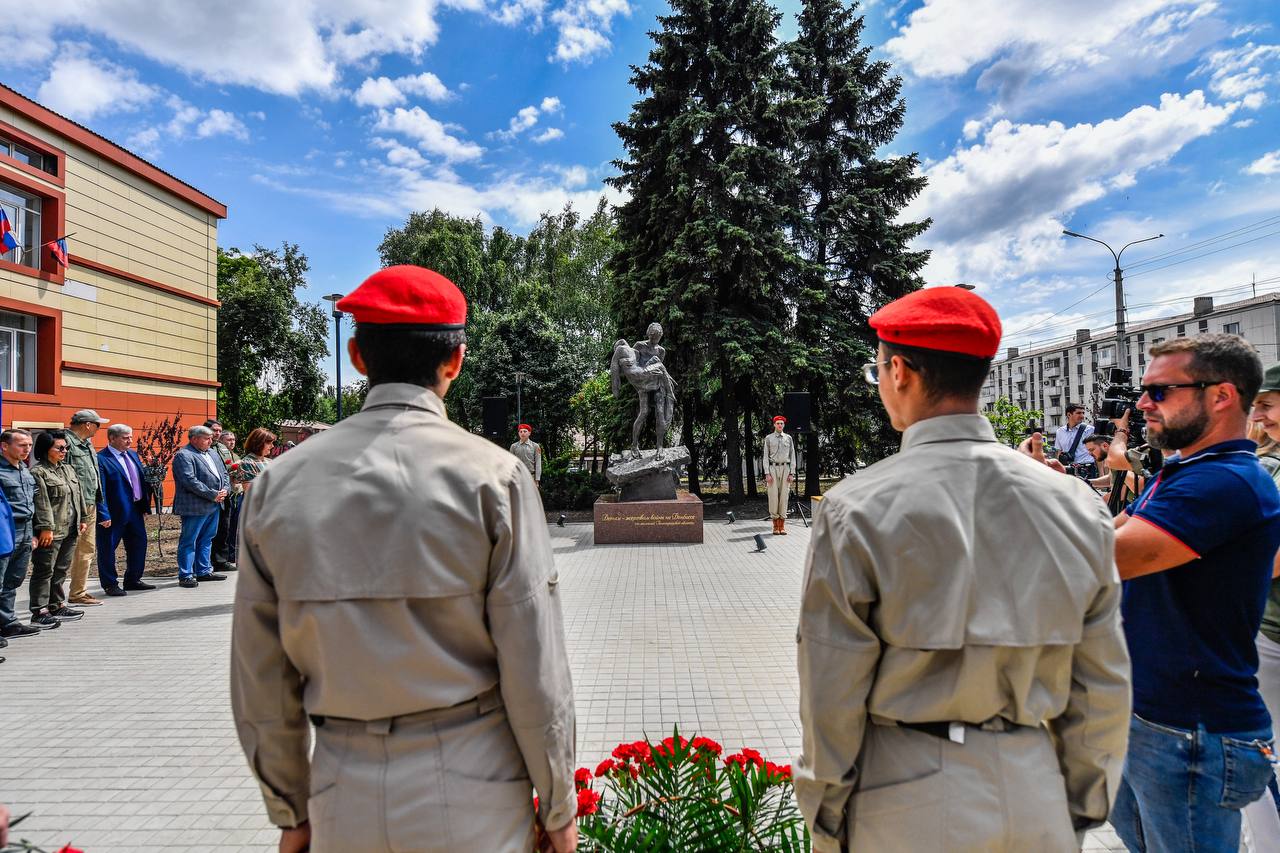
[1062,230,1163,372]
[322,293,345,421]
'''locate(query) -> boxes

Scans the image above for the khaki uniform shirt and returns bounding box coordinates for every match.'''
[794,415,1130,847]
[763,431,796,473]
[231,383,576,831]
[64,429,100,507]
[510,439,542,481]
[32,460,86,537]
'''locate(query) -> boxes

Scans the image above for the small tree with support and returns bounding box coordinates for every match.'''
[135,412,186,561]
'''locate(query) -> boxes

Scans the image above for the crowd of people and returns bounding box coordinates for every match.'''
[0,415,280,661]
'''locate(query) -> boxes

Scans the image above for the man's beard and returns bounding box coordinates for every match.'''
[1147,401,1210,451]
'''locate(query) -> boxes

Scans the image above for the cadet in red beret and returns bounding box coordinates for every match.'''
[232,265,579,853]
[763,415,796,534]
[794,286,1129,851]
[511,423,542,483]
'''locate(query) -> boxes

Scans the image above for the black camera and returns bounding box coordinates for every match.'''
[1093,368,1146,442]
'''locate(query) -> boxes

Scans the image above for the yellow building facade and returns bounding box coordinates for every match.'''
[0,84,224,440]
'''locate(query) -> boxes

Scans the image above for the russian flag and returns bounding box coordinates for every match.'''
[48,237,67,267]
[0,209,17,254]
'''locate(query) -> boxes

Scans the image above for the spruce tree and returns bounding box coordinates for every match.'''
[610,0,800,503]
[788,0,931,491]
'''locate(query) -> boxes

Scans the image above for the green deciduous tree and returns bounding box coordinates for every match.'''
[985,396,1044,447]
[216,243,329,438]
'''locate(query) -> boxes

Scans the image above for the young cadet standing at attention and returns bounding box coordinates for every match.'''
[231,266,578,853]
[793,286,1131,852]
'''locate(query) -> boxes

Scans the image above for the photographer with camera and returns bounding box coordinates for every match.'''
[1111,334,1280,852]
[1054,404,1097,477]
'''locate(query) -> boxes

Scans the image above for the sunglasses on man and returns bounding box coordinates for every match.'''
[1140,381,1231,402]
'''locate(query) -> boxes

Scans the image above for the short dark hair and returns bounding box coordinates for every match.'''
[1065,403,1085,415]
[881,342,992,402]
[1084,434,1110,446]
[354,323,467,388]
[1,428,31,445]
[35,429,67,464]
[203,419,222,430]
[1150,334,1262,414]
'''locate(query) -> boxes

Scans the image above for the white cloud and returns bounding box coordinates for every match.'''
[37,49,157,120]
[1196,41,1280,99]
[885,0,1202,78]
[4,0,488,97]
[493,0,549,26]
[1235,118,1256,128]
[196,109,250,141]
[1245,150,1280,176]
[550,0,630,64]
[909,90,1237,284]
[353,72,453,108]
[495,97,563,140]
[374,106,483,161]
[532,127,564,143]
[249,110,267,121]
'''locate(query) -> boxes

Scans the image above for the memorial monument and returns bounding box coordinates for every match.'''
[595,322,703,543]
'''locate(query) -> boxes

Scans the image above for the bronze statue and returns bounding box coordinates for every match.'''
[611,323,676,460]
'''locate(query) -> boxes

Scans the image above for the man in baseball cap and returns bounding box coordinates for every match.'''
[65,410,109,606]
[794,287,1130,851]
[231,266,577,853]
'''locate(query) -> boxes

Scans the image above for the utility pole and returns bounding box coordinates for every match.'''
[514,371,526,427]
[323,293,345,421]
[1062,230,1163,373]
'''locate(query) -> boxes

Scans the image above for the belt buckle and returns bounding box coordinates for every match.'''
[948,722,966,745]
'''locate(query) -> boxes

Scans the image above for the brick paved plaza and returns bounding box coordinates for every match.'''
[1,520,1124,851]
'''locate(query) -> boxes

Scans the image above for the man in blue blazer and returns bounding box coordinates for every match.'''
[171,425,230,589]
[95,424,153,597]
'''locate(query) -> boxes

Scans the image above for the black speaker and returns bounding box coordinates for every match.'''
[482,397,509,441]
[783,392,811,434]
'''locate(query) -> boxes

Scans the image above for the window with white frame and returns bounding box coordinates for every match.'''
[1224,322,1241,335]
[0,310,38,392]
[0,182,42,270]
[0,137,56,176]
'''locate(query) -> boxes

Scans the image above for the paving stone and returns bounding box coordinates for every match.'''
[1,519,1124,849]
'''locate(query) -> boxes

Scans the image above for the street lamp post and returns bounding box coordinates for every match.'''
[1061,230,1163,372]
[514,371,526,427]
[322,293,345,421]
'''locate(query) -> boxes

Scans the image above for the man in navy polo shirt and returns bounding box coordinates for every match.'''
[1112,334,1280,852]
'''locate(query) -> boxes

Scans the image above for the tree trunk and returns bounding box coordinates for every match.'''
[805,377,822,496]
[682,394,701,496]
[721,358,744,504]
[741,377,758,499]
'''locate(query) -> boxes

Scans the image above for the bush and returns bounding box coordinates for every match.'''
[540,457,610,510]
[542,728,809,851]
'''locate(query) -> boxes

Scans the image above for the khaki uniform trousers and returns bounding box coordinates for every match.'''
[68,506,96,598]
[308,690,536,853]
[846,722,1076,853]
[766,465,790,520]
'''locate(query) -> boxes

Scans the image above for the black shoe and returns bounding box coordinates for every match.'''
[30,612,61,629]
[104,587,127,597]
[0,636,7,648]
[179,577,199,588]
[2,622,42,638]
[217,563,238,572]
[49,606,84,621]
[195,573,227,582]
[123,581,156,591]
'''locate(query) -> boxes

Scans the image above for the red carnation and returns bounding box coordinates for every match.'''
[740,748,764,767]
[691,736,723,756]
[574,767,592,789]
[765,761,793,783]
[57,847,85,853]
[627,763,640,780]
[576,787,602,817]
[595,758,617,777]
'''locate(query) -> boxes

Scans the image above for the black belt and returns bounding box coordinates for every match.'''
[309,685,502,733]
[899,717,1021,743]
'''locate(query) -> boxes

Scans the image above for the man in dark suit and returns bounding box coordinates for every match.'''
[95,424,154,597]
[171,425,229,590]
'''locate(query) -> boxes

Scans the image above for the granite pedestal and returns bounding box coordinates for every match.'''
[593,492,704,544]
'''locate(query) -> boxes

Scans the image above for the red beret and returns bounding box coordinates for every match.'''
[518,424,531,432]
[337,265,467,328]
[869,287,1001,358]
[773,415,786,423]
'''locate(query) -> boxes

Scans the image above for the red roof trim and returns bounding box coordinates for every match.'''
[0,84,227,219]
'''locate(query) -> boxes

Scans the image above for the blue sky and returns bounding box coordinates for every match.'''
[3,0,1279,381]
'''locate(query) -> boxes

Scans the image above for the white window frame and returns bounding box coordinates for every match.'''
[0,181,42,270]
[0,310,38,392]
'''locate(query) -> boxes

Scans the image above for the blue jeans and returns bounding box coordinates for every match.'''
[177,512,219,580]
[1113,714,1275,852]
[0,520,33,626]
